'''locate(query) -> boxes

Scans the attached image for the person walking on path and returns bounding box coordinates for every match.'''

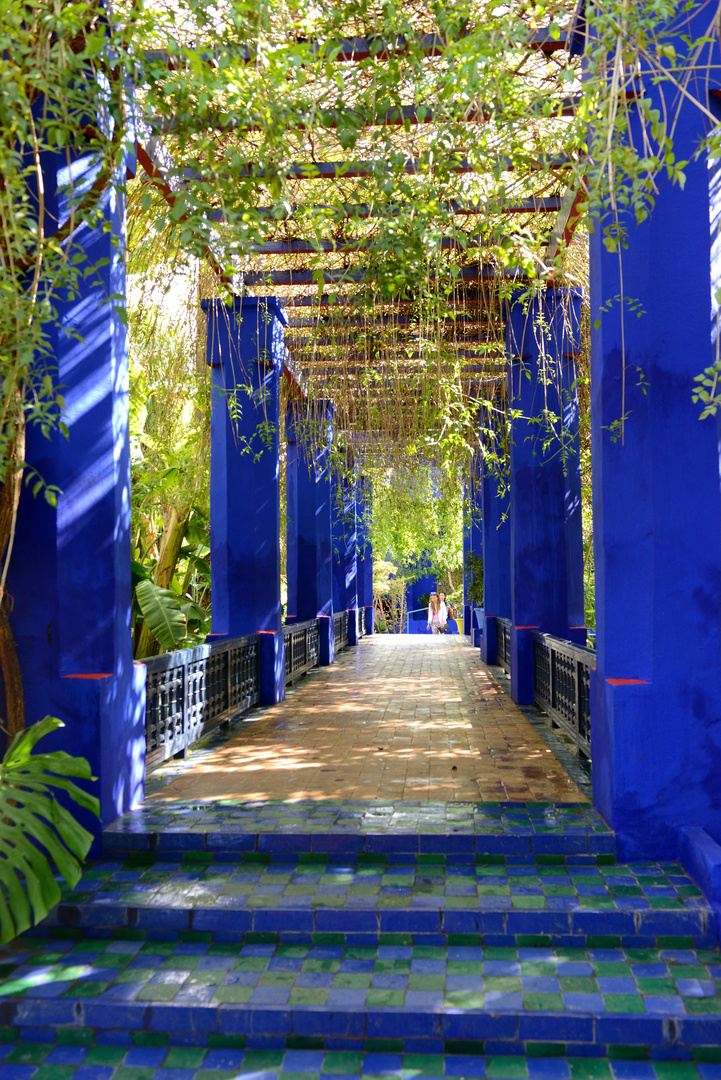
[427,592,448,634]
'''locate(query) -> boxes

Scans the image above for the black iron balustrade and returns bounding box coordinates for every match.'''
[532,632,595,758]
[283,619,320,683]
[497,617,512,674]
[334,609,349,651]
[144,635,260,768]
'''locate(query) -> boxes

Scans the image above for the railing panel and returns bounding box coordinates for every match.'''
[334,609,349,651]
[283,619,321,683]
[144,635,260,769]
[532,631,594,758]
[497,617,512,675]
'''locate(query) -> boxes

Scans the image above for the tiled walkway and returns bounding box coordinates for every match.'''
[149,638,586,804]
[4,637,719,1080]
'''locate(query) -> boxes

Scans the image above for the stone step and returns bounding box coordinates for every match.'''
[3,937,721,1056]
[3,1044,721,1078]
[102,801,616,861]
[34,858,717,950]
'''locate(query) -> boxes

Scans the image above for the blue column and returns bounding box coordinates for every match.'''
[332,466,358,643]
[356,477,374,634]
[590,18,721,859]
[9,148,145,837]
[480,457,511,665]
[203,297,286,704]
[462,506,472,636]
[506,289,584,703]
[468,463,483,646]
[286,400,335,664]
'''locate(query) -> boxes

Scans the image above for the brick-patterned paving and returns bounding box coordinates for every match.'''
[149,637,586,804]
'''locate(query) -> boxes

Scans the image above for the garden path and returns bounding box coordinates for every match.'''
[148,636,587,804]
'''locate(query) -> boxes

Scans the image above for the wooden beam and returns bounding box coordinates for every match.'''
[208,196,562,223]
[246,264,521,286]
[249,232,486,255]
[184,154,572,183]
[143,27,567,70]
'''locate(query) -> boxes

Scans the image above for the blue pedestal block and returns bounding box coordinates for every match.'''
[8,147,145,838]
[364,605,375,634]
[203,297,286,705]
[589,14,721,860]
[506,289,585,704]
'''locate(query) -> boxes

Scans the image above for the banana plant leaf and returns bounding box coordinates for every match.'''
[0,716,100,945]
[135,579,187,651]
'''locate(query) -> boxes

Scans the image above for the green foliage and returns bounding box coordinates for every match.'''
[135,579,188,652]
[365,457,464,591]
[465,552,484,607]
[0,716,99,945]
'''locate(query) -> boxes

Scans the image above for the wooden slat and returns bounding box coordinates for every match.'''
[184,154,571,183]
[208,196,561,223]
[142,27,567,70]
[246,264,521,286]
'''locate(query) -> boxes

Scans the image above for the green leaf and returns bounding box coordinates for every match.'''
[135,579,187,650]
[0,717,100,944]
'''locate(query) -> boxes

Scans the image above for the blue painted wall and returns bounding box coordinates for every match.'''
[202,297,286,703]
[9,146,145,837]
[331,468,357,614]
[589,17,721,859]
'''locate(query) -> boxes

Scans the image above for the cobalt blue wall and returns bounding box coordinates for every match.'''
[9,147,145,837]
[589,17,721,859]
[285,400,335,663]
[480,456,511,665]
[331,468,357,617]
[356,476,375,633]
[506,290,585,702]
[202,297,286,704]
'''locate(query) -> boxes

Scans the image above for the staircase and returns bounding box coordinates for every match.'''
[1,799,720,1079]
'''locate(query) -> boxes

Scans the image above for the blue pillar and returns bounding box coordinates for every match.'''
[9,148,145,837]
[356,477,374,634]
[203,297,286,705]
[590,17,721,859]
[469,463,483,646]
[480,456,511,665]
[286,400,335,664]
[332,466,358,643]
[506,289,584,703]
[462,507,472,636]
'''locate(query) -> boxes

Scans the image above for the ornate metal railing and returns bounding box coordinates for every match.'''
[359,606,366,638]
[144,635,260,769]
[497,617,512,674]
[532,632,595,758]
[283,619,320,683]
[334,609,349,651]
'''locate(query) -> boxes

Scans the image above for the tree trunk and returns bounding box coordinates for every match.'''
[134,506,189,659]
[0,410,26,740]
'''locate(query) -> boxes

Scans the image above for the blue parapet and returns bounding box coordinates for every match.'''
[202,296,286,704]
[9,146,145,837]
[589,15,721,860]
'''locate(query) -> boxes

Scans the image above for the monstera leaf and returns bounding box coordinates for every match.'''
[0,716,99,944]
[135,579,187,651]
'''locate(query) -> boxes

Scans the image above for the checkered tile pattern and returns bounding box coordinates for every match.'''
[3,939,721,1016]
[57,861,705,915]
[2,1043,721,1080]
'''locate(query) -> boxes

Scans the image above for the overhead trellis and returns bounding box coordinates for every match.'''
[127,0,589,479]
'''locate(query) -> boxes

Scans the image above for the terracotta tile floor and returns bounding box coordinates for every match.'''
[150,637,587,804]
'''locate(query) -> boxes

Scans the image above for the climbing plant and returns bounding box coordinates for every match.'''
[2,0,721,731]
